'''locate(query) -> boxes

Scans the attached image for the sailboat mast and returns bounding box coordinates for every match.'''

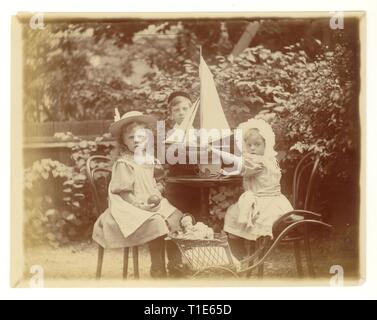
[199,45,203,130]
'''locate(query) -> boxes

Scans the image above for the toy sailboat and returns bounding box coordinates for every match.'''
[165,50,232,176]
[165,53,232,146]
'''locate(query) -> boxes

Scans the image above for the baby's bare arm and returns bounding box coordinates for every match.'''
[210,147,243,175]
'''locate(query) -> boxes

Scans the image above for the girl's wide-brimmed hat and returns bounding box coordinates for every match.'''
[109,109,157,138]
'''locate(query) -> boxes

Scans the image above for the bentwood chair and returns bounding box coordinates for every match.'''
[245,151,333,278]
[86,155,140,280]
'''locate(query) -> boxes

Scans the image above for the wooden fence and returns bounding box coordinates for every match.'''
[24,120,113,138]
[23,120,114,167]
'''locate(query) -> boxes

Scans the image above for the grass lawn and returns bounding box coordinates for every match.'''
[22,231,360,286]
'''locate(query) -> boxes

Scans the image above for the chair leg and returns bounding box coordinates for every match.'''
[304,235,315,278]
[257,252,264,279]
[132,247,140,279]
[293,240,304,278]
[257,265,264,278]
[246,241,256,278]
[123,248,130,279]
[96,246,104,280]
[245,240,265,279]
[257,239,264,279]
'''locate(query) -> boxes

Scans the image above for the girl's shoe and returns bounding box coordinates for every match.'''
[150,267,167,279]
[167,263,188,278]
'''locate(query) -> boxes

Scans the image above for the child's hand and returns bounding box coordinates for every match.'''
[247,154,264,166]
[243,156,264,176]
[219,168,240,176]
[149,203,161,212]
[138,202,161,212]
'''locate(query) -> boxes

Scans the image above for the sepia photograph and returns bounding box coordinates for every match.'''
[11,12,365,288]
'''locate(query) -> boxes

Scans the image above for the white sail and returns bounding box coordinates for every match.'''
[199,55,231,143]
[164,54,232,146]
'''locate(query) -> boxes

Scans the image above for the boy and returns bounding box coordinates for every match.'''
[168,91,193,128]
[164,91,201,213]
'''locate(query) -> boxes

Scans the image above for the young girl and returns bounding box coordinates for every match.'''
[92,110,183,278]
[211,119,295,259]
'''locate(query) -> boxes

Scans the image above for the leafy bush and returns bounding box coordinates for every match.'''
[208,186,243,232]
[24,133,114,247]
[140,42,358,178]
[24,159,79,247]
[23,19,358,121]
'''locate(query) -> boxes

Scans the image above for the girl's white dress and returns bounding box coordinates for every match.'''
[92,154,181,249]
[224,154,293,241]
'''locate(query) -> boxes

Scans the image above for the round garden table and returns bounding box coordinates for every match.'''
[166,175,243,217]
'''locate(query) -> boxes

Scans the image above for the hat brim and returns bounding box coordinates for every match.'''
[109,114,157,137]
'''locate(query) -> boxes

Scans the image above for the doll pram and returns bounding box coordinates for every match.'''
[168,211,332,279]
[167,233,241,278]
